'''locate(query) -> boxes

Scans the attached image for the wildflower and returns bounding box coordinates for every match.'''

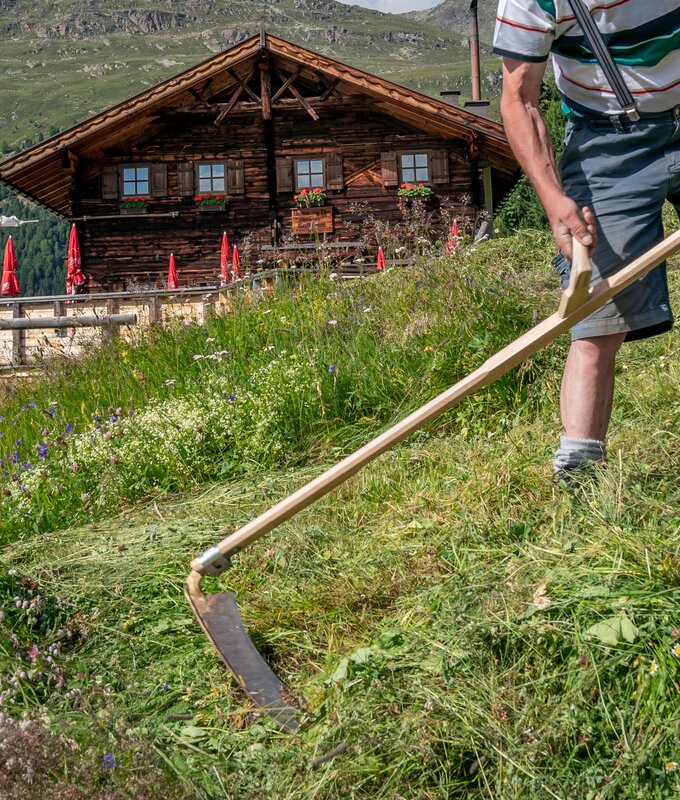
[44,407,56,417]
[38,444,48,460]
[80,493,91,502]
[649,660,659,675]
[65,423,74,434]
[327,320,337,326]
[28,401,36,407]
[228,394,235,402]
[666,762,679,772]
[327,364,336,374]
[109,415,117,423]
[102,753,117,769]
[162,683,169,691]
[672,643,680,658]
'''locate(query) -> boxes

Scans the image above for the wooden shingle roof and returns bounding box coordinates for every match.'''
[0,32,519,216]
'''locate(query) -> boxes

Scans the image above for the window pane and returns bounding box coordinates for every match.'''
[297,175,311,189]
[415,168,429,182]
[199,178,212,192]
[137,167,149,180]
[137,181,149,195]
[123,181,136,195]
[123,168,136,181]
[402,168,415,183]
[310,160,323,173]
[212,164,225,178]
[212,177,225,192]
[311,173,324,187]
[199,165,211,178]
[297,160,310,174]
[401,154,414,169]
[415,154,428,167]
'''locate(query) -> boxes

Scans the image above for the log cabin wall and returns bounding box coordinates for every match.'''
[76,98,485,291]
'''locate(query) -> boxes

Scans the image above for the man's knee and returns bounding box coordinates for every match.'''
[570,333,626,364]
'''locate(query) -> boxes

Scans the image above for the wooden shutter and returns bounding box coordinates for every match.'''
[430,149,449,184]
[325,154,344,190]
[380,151,399,187]
[101,165,118,200]
[276,157,293,193]
[226,158,245,195]
[150,163,168,197]
[177,162,194,196]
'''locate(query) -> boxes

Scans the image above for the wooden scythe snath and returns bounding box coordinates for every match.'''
[186,231,680,731]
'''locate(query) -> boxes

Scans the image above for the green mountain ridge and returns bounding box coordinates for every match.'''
[0,0,498,149]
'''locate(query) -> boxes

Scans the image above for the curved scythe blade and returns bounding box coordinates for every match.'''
[185,572,299,732]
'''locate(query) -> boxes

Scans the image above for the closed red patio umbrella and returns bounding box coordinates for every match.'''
[1,236,20,297]
[231,245,241,280]
[167,253,179,290]
[376,246,386,271]
[446,219,460,254]
[66,224,86,295]
[220,231,231,283]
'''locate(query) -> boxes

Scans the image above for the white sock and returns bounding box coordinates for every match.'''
[553,436,606,473]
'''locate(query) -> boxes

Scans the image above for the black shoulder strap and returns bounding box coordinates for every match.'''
[564,0,640,120]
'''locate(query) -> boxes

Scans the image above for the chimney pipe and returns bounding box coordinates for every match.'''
[470,0,481,102]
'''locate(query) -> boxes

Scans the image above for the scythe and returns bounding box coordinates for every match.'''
[186,232,680,731]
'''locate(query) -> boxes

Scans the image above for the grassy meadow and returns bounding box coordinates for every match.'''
[1,231,679,799]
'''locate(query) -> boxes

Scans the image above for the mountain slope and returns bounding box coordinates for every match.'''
[404,0,497,42]
[0,0,499,148]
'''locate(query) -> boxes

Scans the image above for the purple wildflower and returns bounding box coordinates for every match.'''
[102,753,117,769]
[228,394,235,402]
[38,444,48,460]
[327,364,336,374]
[65,424,74,434]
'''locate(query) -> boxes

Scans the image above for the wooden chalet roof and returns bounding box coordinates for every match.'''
[0,32,520,217]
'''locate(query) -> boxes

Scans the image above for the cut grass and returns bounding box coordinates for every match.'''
[1,232,679,798]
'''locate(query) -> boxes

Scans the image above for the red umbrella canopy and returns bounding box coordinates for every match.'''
[220,231,231,283]
[1,236,20,297]
[167,253,179,290]
[231,245,241,280]
[446,219,460,254]
[376,246,386,271]
[66,224,86,295]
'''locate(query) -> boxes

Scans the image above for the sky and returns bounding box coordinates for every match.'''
[335,0,443,12]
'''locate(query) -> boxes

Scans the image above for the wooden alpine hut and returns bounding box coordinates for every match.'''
[0,31,520,291]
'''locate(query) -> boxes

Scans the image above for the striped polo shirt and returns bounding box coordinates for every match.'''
[493,0,680,115]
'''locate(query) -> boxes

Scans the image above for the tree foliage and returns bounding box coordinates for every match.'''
[0,184,69,297]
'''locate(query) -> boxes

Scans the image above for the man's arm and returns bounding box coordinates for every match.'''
[500,57,595,261]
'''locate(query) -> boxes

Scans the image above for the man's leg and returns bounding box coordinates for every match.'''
[560,333,626,440]
[553,332,625,475]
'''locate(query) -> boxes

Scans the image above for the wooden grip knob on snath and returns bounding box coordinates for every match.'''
[558,238,593,318]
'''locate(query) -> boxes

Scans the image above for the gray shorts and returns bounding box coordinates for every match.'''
[554,105,680,341]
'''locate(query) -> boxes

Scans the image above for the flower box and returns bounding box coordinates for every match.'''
[291,206,334,234]
[119,196,150,214]
[119,207,149,215]
[194,194,229,211]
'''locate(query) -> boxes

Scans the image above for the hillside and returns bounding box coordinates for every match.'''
[0,0,499,150]
[405,0,497,42]
[1,233,679,798]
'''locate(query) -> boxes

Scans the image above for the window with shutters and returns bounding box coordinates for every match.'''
[121,165,150,197]
[295,157,325,190]
[400,153,429,184]
[196,162,226,194]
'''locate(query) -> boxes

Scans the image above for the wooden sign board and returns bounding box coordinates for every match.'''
[291,206,334,234]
